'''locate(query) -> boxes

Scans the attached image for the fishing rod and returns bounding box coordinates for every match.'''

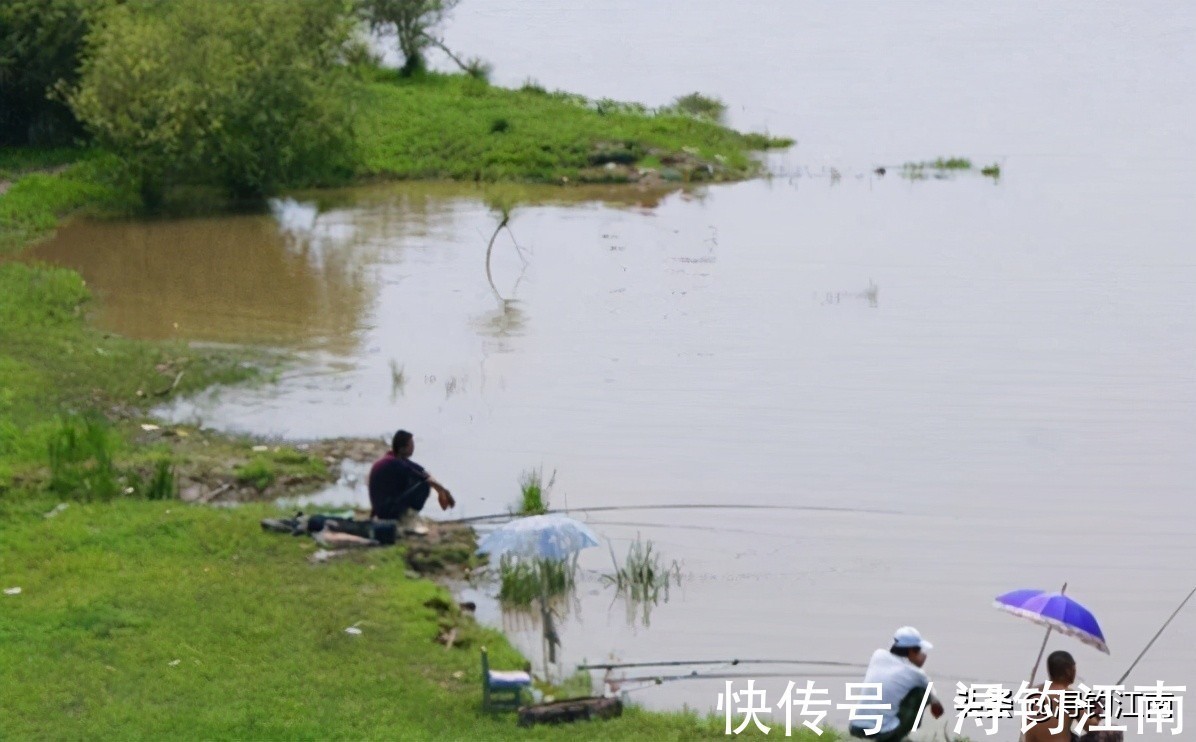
[1115,585,1196,685]
[615,670,865,686]
[579,658,867,671]
[611,668,1001,689]
[444,502,904,525]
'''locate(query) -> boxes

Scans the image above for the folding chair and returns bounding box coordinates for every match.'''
[480,646,532,711]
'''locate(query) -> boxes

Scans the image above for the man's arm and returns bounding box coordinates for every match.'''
[423,473,455,509]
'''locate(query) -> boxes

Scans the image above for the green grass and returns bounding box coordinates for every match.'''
[0,497,826,739]
[0,146,87,180]
[357,72,792,183]
[518,466,552,515]
[0,148,138,253]
[981,163,1001,178]
[0,262,258,489]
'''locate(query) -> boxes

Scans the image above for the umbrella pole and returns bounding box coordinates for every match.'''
[1028,582,1066,687]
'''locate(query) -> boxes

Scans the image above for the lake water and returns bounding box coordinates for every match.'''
[30,2,1196,738]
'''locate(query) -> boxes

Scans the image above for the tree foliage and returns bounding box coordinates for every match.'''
[359,0,460,76]
[0,0,110,146]
[67,0,360,206]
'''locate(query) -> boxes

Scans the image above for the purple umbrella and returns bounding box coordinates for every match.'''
[995,587,1110,655]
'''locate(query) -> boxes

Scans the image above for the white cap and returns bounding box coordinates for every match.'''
[893,626,933,651]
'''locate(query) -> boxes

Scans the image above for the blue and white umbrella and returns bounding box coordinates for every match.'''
[476,513,600,561]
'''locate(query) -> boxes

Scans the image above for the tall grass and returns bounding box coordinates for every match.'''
[665,92,728,123]
[497,552,577,608]
[517,466,554,515]
[604,535,683,627]
[46,415,122,501]
[45,415,178,501]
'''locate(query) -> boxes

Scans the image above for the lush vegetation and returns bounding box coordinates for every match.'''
[0,1,803,737]
[0,0,105,146]
[3,498,821,739]
[67,0,359,205]
[0,262,260,488]
[358,71,789,184]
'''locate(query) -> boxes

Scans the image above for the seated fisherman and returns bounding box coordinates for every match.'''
[849,626,944,741]
[368,429,455,534]
[1023,650,1122,742]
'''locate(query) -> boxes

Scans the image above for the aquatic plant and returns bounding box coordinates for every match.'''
[981,163,1001,178]
[388,359,406,394]
[932,156,972,170]
[603,535,683,626]
[497,553,577,608]
[517,466,554,515]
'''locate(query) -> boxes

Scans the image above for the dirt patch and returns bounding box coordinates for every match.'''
[122,423,386,504]
[404,520,485,579]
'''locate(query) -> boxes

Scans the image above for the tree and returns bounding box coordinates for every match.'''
[67,0,359,206]
[359,0,459,76]
[0,0,109,146]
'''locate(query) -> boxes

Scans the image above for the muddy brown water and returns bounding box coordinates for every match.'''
[28,2,1196,737]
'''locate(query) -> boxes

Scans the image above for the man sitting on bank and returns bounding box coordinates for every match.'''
[368,429,455,535]
[850,626,945,741]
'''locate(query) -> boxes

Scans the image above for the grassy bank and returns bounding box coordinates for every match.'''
[358,71,790,184]
[0,70,807,739]
[0,497,820,739]
[0,262,263,489]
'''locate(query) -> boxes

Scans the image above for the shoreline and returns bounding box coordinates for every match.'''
[0,71,810,737]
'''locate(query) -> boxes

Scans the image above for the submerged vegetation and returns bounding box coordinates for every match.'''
[603,535,683,626]
[898,156,1002,181]
[497,552,578,609]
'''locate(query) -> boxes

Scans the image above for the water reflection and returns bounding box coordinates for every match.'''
[29,204,371,354]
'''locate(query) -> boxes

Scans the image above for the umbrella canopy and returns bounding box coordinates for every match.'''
[476,514,600,561]
[994,589,1109,654]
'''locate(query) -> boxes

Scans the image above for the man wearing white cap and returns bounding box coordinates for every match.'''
[848,626,944,741]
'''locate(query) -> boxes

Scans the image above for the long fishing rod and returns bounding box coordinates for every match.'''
[611,668,1000,688]
[444,502,903,525]
[579,658,867,671]
[1115,585,1196,685]
[615,670,865,685]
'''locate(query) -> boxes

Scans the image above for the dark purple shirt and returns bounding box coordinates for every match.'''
[368,452,428,519]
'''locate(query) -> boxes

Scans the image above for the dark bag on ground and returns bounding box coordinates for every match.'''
[307,514,397,545]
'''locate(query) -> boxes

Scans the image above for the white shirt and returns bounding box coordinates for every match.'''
[858,649,936,735]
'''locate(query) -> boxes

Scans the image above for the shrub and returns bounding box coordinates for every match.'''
[666,92,728,123]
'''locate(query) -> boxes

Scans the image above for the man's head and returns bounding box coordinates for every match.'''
[1046,650,1076,685]
[392,429,414,457]
[890,626,933,668]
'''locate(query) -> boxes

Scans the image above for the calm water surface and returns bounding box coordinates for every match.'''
[31,2,1196,737]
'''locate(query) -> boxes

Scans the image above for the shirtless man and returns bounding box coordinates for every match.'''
[1023,651,1122,742]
